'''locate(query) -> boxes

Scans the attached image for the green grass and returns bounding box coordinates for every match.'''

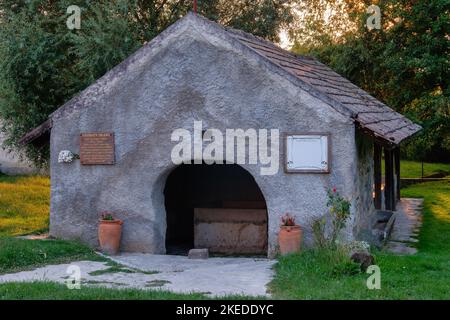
[0,238,104,274]
[88,266,141,276]
[0,174,50,237]
[383,160,450,178]
[0,281,208,300]
[0,281,262,300]
[269,178,450,299]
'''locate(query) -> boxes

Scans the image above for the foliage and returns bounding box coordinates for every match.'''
[0,0,295,166]
[289,0,358,52]
[326,187,351,243]
[280,213,296,226]
[0,0,79,166]
[310,216,327,248]
[100,211,115,221]
[271,178,450,299]
[311,187,351,248]
[291,0,449,162]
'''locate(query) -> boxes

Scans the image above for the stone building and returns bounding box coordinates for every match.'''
[21,13,421,257]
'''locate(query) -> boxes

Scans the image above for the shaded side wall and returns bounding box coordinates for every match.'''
[352,132,376,241]
[49,21,358,257]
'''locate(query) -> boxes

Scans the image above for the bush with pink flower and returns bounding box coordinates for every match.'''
[311,187,351,248]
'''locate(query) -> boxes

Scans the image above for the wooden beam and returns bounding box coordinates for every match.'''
[384,148,395,210]
[394,147,401,201]
[19,118,52,145]
[374,143,382,209]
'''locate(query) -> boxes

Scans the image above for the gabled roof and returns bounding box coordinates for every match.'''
[20,12,421,147]
[224,25,421,145]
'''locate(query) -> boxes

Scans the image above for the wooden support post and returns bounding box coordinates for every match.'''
[374,143,382,210]
[421,161,424,180]
[384,148,395,211]
[394,147,401,201]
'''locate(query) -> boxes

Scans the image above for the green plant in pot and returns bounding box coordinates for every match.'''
[98,211,123,255]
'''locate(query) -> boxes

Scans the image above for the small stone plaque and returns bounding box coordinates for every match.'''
[80,132,115,165]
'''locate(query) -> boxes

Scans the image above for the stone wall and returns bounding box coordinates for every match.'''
[49,15,359,257]
[194,208,267,254]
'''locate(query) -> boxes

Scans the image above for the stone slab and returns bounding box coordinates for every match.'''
[0,254,276,297]
[385,198,423,255]
[188,248,209,259]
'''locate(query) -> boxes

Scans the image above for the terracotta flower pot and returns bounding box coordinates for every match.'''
[98,219,123,255]
[278,225,302,255]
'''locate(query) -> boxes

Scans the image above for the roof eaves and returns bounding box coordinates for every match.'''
[18,118,53,145]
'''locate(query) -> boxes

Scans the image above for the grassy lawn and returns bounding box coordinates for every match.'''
[0,238,104,274]
[400,160,450,178]
[0,281,261,300]
[270,178,450,299]
[0,282,208,300]
[0,174,50,237]
[382,160,450,178]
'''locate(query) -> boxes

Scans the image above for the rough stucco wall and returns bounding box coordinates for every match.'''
[50,18,358,257]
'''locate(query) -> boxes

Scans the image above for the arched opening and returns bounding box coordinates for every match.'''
[164,163,268,256]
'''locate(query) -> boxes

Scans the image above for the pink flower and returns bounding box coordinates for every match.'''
[332,187,337,193]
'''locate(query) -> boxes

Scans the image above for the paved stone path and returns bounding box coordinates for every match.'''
[385,198,424,255]
[0,254,275,297]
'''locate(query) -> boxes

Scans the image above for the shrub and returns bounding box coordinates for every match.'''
[311,187,351,248]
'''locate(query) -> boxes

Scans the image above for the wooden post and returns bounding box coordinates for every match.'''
[421,161,424,180]
[374,143,382,210]
[384,148,395,211]
[394,147,401,201]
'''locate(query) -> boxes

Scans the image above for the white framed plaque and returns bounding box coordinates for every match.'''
[285,133,330,173]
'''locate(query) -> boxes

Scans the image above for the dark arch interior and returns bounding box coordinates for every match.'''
[164,163,267,255]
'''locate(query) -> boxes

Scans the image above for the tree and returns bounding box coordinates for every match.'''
[0,0,79,165]
[290,0,449,162]
[0,0,295,166]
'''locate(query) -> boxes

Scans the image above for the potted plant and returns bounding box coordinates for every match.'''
[278,213,302,255]
[98,211,123,255]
